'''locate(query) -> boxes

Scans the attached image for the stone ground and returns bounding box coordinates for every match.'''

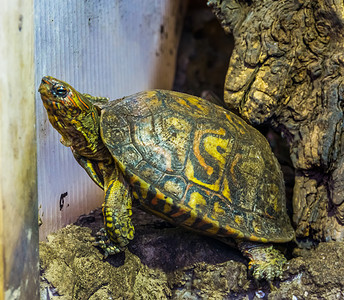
[40,207,344,300]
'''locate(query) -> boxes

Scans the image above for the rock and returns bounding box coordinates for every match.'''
[272,242,344,299]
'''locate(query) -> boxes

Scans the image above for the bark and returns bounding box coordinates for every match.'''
[208,0,344,241]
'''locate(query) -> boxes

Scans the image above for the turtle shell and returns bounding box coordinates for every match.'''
[100,90,294,243]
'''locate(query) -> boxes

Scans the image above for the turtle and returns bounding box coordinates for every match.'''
[39,76,295,281]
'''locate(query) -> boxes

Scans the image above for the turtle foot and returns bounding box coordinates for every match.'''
[247,246,287,281]
[238,241,287,281]
[93,228,125,258]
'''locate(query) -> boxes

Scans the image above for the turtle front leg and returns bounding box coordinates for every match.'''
[94,177,135,258]
[236,240,287,281]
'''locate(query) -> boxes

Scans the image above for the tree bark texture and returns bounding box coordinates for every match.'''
[208,0,344,241]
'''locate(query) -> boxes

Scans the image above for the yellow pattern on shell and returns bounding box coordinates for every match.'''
[235,215,244,226]
[224,225,245,239]
[201,215,219,234]
[174,94,210,115]
[193,127,227,176]
[203,132,228,167]
[221,177,231,202]
[224,112,247,135]
[182,211,198,227]
[211,202,226,219]
[145,91,162,108]
[163,197,174,214]
[188,191,207,210]
[185,159,221,192]
[140,181,149,199]
[184,95,211,114]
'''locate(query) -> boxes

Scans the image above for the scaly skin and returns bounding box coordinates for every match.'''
[39,76,134,255]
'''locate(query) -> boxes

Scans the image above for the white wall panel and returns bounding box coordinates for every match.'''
[35,0,186,239]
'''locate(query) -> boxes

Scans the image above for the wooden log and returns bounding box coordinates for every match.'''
[0,0,38,299]
[209,0,344,241]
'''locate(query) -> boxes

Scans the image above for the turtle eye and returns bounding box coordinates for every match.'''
[53,84,68,98]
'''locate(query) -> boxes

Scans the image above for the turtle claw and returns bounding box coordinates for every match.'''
[93,228,125,258]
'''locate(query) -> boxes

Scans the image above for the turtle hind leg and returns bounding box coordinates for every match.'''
[93,177,135,258]
[236,240,287,281]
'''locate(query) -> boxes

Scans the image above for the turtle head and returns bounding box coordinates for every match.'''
[39,76,94,114]
[39,76,102,154]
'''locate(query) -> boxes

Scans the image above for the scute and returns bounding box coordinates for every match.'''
[100,90,294,243]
